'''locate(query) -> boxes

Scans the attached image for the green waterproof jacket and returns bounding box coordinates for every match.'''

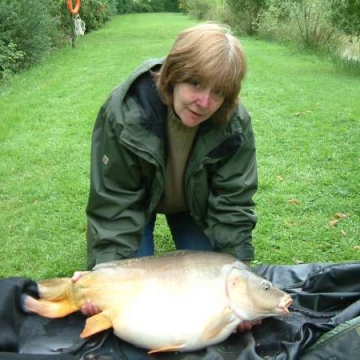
[86,59,258,268]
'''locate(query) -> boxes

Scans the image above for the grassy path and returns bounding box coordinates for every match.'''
[0,13,359,279]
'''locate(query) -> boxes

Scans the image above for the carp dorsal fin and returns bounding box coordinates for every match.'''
[148,344,185,354]
[201,309,234,341]
[80,312,113,338]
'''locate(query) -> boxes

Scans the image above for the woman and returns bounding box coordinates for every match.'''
[74,23,258,325]
[84,22,258,271]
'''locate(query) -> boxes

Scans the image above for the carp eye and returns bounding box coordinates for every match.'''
[261,280,271,291]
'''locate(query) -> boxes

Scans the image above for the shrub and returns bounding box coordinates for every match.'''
[179,0,227,22]
[132,0,179,13]
[257,0,293,42]
[132,0,153,13]
[0,0,60,75]
[79,0,118,32]
[116,0,133,14]
[0,0,120,79]
[0,41,25,79]
[226,0,267,35]
[151,0,180,12]
[258,0,339,50]
[290,0,337,49]
[330,0,360,38]
[190,0,212,19]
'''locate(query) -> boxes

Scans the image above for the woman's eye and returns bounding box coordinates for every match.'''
[189,79,201,88]
[213,89,224,97]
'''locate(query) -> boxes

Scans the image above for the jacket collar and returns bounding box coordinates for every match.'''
[127,63,167,139]
[117,59,245,162]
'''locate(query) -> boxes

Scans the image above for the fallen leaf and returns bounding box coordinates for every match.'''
[330,219,338,227]
[292,112,302,117]
[340,230,347,236]
[354,246,360,251]
[293,258,304,264]
[276,175,284,181]
[288,198,301,205]
[335,213,347,219]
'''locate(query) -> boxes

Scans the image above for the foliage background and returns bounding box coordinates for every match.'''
[0,0,127,79]
[182,0,360,73]
[1,0,359,79]
[0,13,359,280]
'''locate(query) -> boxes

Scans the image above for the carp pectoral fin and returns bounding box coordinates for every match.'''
[23,295,76,318]
[202,310,233,341]
[148,344,185,354]
[80,312,113,338]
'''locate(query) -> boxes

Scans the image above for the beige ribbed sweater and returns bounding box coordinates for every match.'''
[156,110,198,214]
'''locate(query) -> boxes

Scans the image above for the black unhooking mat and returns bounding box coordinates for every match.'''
[1,262,360,360]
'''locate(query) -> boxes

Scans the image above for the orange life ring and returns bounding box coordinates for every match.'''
[67,0,81,15]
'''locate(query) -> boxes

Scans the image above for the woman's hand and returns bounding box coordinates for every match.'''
[71,271,100,316]
[71,271,90,282]
[235,319,262,332]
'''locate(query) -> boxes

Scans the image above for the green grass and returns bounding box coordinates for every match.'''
[0,13,359,280]
[242,40,360,265]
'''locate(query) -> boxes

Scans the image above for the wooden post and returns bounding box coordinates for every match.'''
[70,14,76,48]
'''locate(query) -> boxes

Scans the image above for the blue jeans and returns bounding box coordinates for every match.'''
[136,212,213,257]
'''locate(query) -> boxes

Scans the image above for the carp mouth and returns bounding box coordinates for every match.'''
[277,295,293,314]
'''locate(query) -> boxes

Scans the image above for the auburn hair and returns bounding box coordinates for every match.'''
[155,23,247,125]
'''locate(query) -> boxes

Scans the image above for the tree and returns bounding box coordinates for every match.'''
[330,0,360,38]
[116,0,133,13]
[226,0,267,35]
[0,0,59,70]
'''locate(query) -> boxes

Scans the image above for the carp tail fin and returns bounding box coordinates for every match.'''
[23,294,77,318]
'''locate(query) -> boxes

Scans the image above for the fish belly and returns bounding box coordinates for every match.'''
[109,278,238,352]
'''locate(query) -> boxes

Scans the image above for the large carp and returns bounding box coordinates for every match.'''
[23,251,292,353]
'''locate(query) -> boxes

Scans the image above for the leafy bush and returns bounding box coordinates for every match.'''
[189,0,212,19]
[0,0,123,79]
[79,0,117,31]
[132,0,179,13]
[290,0,337,49]
[330,0,360,38]
[180,0,222,20]
[258,0,339,50]
[0,0,60,77]
[257,0,292,41]
[0,41,25,79]
[226,0,267,35]
[116,0,133,14]
[151,0,179,12]
[132,0,153,13]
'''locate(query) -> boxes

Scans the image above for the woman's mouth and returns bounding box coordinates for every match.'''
[188,109,204,118]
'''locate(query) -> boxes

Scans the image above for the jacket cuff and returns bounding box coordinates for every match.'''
[221,242,255,262]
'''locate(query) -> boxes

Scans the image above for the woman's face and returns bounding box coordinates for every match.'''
[173,80,225,127]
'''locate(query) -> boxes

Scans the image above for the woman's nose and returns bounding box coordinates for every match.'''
[196,90,211,108]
